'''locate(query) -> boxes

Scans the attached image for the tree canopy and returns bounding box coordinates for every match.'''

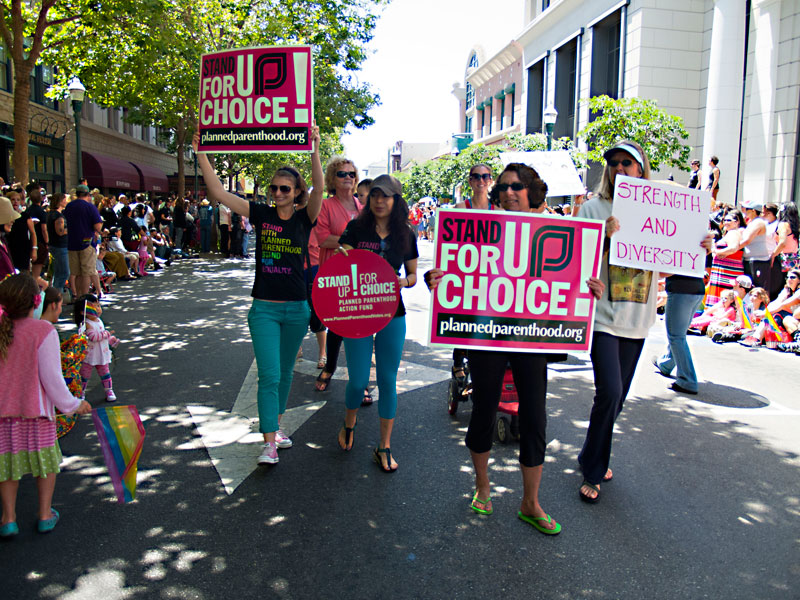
[577,95,691,172]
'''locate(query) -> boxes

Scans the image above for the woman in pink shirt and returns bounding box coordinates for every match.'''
[0,274,91,538]
[314,157,364,393]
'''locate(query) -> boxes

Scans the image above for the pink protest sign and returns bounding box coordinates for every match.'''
[198,45,313,153]
[429,209,604,353]
[610,176,710,277]
[313,250,400,339]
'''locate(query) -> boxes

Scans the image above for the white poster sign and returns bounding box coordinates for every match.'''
[610,175,710,277]
[499,150,585,197]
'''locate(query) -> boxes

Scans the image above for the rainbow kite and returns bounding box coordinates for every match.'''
[736,295,752,330]
[92,405,146,504]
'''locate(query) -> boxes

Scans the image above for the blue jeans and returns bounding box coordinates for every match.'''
[49,246,69,292]
[657,292,703,392]
[247,299,310,433]
[200,225,212,253]
[342,317,406,419]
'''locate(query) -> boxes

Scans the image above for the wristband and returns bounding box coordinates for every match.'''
[32,246,38,249]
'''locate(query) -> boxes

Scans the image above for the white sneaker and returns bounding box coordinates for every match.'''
[257,442,279,465]
[275,429,293,449]
[105,390,117,402]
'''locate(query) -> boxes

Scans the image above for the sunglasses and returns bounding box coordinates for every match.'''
[496,182,525,193]
[607,158,634,167]
[469,173,492,181]
[336,171,357,178]
[269,185,292,194]
[788,274,799,280]
[723,218,736,222]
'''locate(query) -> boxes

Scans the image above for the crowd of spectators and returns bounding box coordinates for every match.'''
[1,177,249,304]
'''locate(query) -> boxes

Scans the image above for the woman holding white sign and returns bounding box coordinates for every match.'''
[576,141,658,504]
[427,163,605,535]
[193,124,323,467]
[334,174,418,473]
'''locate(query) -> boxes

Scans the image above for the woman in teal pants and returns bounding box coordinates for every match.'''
[194,124,323,466]
[335,174,418,472]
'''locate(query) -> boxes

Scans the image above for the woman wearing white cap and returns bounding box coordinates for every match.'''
[0,196,21,279]
[576,140,700,503]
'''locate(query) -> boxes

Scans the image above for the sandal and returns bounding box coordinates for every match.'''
[316,355,327,369]
[337,421,356,451]
[517,511,561,535]
[470,491,493,515]
[373,447,397,473]
[361,388,375,405]
[315,371,332,392]
[579,481,600,504]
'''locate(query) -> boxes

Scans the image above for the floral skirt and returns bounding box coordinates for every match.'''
[0,417,62,481]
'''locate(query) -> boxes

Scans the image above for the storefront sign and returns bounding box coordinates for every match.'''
[610,176,710,277]
[313,249,400,339]
[429,209,604,353]
[198,45,313,153]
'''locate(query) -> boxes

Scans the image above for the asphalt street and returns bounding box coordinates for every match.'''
[3,240,799,600]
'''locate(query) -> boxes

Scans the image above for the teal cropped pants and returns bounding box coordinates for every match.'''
[247,299,310,433]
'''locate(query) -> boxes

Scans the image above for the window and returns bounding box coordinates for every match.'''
[487,102,493,135]
[466,82,475,110]
[123,109,132,136]
[542,0,550,11]
[554,39,577,139]
[0,44,10,91]
[591,10,621,101]
[107,107,119,131]
[465,115,473,134]
[509,92,515,126]
[526,60,545,134]
[29,65,58,109]
[500,96,506,129]
[480,108,485,134]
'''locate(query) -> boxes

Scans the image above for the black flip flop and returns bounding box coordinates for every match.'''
[315,371,332,392]
[579,481,600,504]
[374,447,397,473]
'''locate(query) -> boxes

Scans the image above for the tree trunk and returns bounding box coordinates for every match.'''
[11,60,33,187]
[175,117,186,199]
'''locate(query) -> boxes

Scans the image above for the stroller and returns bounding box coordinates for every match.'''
[447,354,520,444]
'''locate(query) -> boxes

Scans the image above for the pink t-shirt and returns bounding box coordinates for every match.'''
[315,195,363,266]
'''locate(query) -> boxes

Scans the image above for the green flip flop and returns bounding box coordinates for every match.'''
[470,491,493,515]
[517,511,561,535]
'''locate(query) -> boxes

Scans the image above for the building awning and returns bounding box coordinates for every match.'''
[130,162,169,193]
[82,151,138,190]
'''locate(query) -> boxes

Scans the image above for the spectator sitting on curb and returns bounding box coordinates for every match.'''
[710,286,769,343]
[740,268,800,347]
[688,289,736,335]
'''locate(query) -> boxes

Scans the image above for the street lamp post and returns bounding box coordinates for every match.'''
[543,105,558,151]
[68,77,86,183]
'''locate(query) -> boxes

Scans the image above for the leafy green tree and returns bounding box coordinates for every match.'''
[577,95,691,172]
[45,0,386,196]
[0,0,139,185]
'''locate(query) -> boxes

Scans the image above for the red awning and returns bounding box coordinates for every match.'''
[82,151,138,190]
[130,162,169,193]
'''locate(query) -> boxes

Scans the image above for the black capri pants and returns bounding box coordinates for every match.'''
[465,349,548,467]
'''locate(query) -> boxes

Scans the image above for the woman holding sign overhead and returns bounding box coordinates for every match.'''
[427,163,604,535]
[193,124,323,467]
[334,174,418,473]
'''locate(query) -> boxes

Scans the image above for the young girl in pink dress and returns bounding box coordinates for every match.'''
[0,274,91,538]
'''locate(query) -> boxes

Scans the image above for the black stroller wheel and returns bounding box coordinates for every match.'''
[447,380,459,416]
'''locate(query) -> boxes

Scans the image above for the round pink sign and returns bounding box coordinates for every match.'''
[313,249,400,338]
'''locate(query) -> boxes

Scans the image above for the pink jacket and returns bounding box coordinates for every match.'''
[0,318,81,419]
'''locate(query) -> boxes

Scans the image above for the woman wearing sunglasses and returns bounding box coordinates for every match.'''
[427,163,604,534]
[334,175,418,472]
[576,141,662,504]
[314,157,365,393]
[193,124,323,466]
[707,208,746,305]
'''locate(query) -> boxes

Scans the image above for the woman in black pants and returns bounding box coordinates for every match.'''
[427,163,604,534]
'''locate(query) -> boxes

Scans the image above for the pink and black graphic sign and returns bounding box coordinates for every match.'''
[198,45,313,153]
[429,209,604,353]
[313,250,400,339]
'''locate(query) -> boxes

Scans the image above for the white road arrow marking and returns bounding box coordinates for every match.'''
[189,357,449,495]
